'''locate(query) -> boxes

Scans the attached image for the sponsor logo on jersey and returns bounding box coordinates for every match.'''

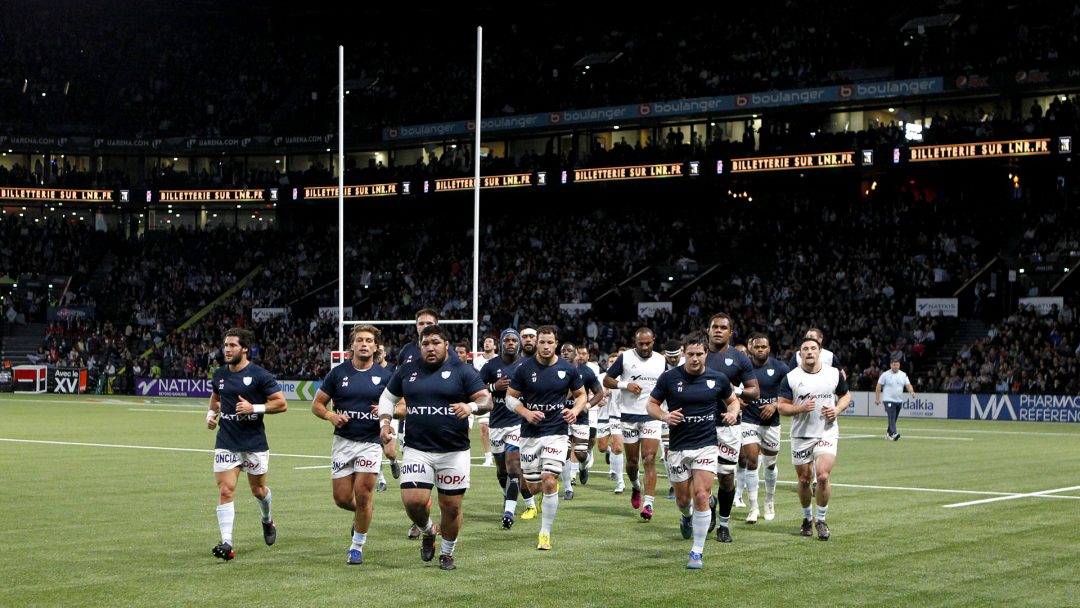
[401,463,427,475]
[438,474,467,486]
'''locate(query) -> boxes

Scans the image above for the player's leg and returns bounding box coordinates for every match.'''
[536,438,567,550]
[792,438,815,537]
[638,435,661,520]
[244,452,275,546]
[400,448,439,561]
[688,467,718,567]
[622,426,643,509]
[347,472,377,562]
[609,426,625,492]
[812,447,837,540]
[480,418,493,466]
[760,424,781,520]
[212,463,241,559]
[431,450,469,568]
[742,437,761,523]
[734,450,748,508]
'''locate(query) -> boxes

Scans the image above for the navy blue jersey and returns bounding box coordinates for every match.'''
[572,363,603,425]
[705,347,754,427]
[650,367,734,451]
[320,361,394,443]
[479,356,525,429]
[510,357,584,438]
[212,363,282,452]
[743,357,790,426]
[386,356,484,453]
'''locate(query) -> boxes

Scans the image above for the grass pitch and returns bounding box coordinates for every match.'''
[1,393,1078,608]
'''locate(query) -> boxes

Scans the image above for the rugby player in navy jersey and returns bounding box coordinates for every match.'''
[377,325,488,570]
[575,346,604,485]
[742,333,789,523]
[478,328,536,529]
[561,342,604,500]
[396,307,456,540]
[505,325,587,550]
[206,328,288,562]
[519,327,538,358]
[311,325,394,565]
[704,313,759,542]
[647,334,740,569]
[603,328,666,520]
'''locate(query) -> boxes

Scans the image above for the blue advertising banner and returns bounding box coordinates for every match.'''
[948,393,1080,423]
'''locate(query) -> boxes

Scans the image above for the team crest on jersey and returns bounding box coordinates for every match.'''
[243,376,252,386]
[557,370,566,379]
[706,379,716,389]
[767,368,775,376]
[725,358,733,366]
[372,376,381,385]
[441,371,451,379]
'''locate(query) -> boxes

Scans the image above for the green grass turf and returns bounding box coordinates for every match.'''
[1,393,1078,608]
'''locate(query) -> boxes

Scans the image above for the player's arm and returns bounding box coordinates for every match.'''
[236,391,287,415]
[822,376,851,421]
[451,388,492,419]
[587,379,605,407]
[562,386,588,423]
[601,355,627,390]
[720,390,740,425]
[206,391,220,429]
[905,380,916,399]
[776,377,813,416]
[377,388,403,443]
[311,389,346,428]
[646,395,682,425]
[874,379,883,404]
[506,386,544,425]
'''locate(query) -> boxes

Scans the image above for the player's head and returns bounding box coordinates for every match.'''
[634,327,655,358]
[499,328,520,358]
[683,333,708,374]
[747,332,770,365]
[520,327,538,357]
[607,352,619,367]
[799,336,822,369]
[349,324,381,363]
[455,341,469,361]
[536,325,558,362]
[805,327,825,344]
[419,324,450,365]
[415,308,439,337]
[222,327,254,366]
[482,335,497,354]
[575,346,590,365]
[560,342,576,363]
[662,339,682,367]
[708,313,733,350]
[890,355,902,372]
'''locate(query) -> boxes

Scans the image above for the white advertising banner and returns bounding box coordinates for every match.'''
[915,298,958,317]
[1018,297,1063,316]
[637,302,673,318]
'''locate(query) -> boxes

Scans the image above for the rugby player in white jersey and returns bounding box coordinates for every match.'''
[603,327,666,521]
[473,335,498,466]
[597,351,626,493]
[778,336,851,540]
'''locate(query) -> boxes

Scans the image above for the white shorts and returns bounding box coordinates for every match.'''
[596,420,611,439]
[621,419,663,445]
[741,423,782,452]
[330,436,382,479]
[519,435,569,476]
[588,407,600,428]
[667,445,719,483]
[213,449,269,475]
[476,414,490,426]
[399,447,471,493]
[489,425,521,454]
[570,423,591,441]
[715,425,741,464]
[791,426,840,466]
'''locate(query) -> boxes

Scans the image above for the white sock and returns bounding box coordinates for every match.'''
[256,488,272,522]
[484,452,492,462]
[734,466,746,500]
[216,502,235,545]
[440,538,457,556]
[802,506,813,520]
[504,498,517,513]
[644,495,655,508]
[524,496,536,508]
[570,462,580,476]
[540,492,559,534]
[351,531,367,552]
[378,471,386,484]
[763,459,778,500]
[611,453,624,480]
[692,509,710,553]
[745,468,760,509]
[631,472,641,491]
[422,518,435,535]
[561,461,573,489]
[816,504,828,521]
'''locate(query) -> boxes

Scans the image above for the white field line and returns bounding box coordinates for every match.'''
[943,485,1080,508]
[293,465,333,470]
[0,437,327,460]
[840,424,1080,438]
[128,408,204,414]
[0,397,205,408]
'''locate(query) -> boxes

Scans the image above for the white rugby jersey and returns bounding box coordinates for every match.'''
[608,349,666,418]
[598,372,619,418]
[780,365,848,438]
[878,370,911,402]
